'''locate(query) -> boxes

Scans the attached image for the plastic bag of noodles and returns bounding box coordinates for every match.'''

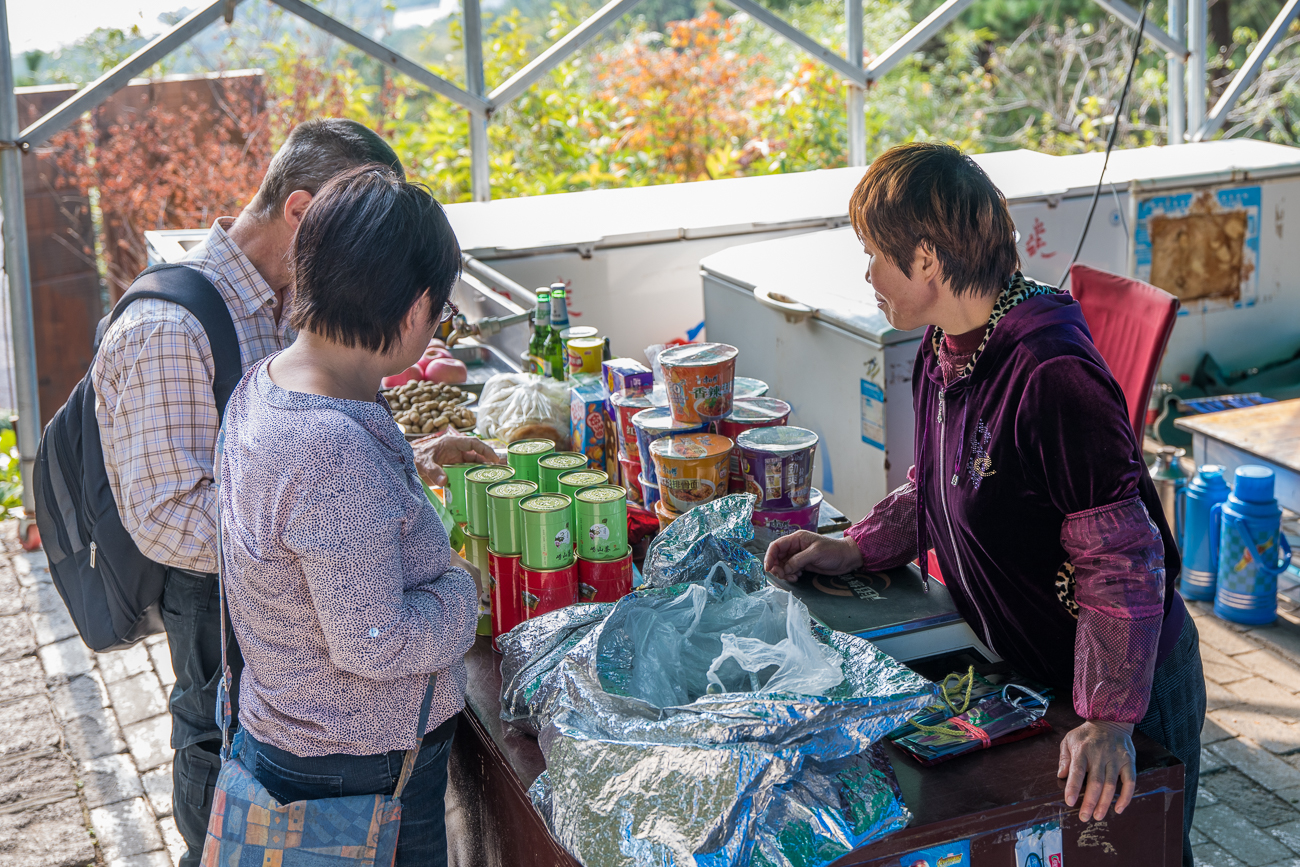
[504,564,940,867]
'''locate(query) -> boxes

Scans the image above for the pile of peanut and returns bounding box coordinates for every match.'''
[384,381,476,435]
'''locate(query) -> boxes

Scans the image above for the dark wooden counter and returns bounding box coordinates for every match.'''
[445,636,1184,867]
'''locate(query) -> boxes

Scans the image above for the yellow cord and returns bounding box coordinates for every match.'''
[903,666,977,739]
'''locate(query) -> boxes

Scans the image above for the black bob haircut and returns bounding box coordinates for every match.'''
[288,164,461,353]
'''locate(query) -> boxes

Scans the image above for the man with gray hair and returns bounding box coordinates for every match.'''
[94,119,419,865]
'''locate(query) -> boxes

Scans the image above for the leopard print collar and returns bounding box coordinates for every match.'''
[931,272,1063,381]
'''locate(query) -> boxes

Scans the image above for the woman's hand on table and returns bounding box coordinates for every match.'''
[1058,720,1137,822]
[764,531,863,581]
[412,434,501,486]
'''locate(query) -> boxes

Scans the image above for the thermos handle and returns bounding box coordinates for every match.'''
[1274,535,1293,577]
[1210,503,1223,570]
[1220,510,1293,578]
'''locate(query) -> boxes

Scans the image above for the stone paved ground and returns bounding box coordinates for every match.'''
[2,521,1300,867]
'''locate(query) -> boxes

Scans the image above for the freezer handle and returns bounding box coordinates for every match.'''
[754,286,816,324]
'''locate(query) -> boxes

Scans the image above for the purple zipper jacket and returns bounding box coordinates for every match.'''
[876,276,1182,722]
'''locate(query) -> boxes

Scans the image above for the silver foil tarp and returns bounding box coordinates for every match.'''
[641,494,766,592]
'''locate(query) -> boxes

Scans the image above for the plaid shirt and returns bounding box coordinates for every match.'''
[94,218,292,573]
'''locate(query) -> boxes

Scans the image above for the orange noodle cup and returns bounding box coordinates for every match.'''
[659,343,739,424]
[648,432,733,513]
[654,498,680,532]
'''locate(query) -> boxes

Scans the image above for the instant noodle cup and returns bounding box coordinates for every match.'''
[737,426,818,509]
[751,488,823,535]
[659,342,739,424]
[631,407,709,484]
[638,473,662,510]
[648,432,733,513]
[610,392,653,456]
[716,397,792,492]
[733,377,769,399]
[618,455,644,507]
[654,498,680,532]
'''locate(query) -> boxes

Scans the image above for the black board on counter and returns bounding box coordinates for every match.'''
[771,562,963,641]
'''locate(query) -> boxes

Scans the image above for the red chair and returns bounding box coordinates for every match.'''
[1068,264,1180,443]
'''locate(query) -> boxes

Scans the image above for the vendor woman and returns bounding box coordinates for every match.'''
[765,143,1205,866]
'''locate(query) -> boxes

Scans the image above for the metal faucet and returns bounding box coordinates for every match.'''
[445,309,534,347]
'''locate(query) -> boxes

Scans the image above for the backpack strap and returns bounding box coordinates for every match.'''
[110,263,244,418]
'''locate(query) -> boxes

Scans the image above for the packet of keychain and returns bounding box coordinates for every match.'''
[892,683,1051,765]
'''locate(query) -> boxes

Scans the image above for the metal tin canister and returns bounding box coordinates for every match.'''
[577,552,633,603]
[631,407,709,484]
[463,531,492,637]
[717,398,792,493]
[648,432,733,513]
[521,562,579,619]
[488,550,524,652]
[733,377,769,399]
[567,336,605,375]
[520,493,575,571]
[558,470,609,502]
[574,484,628,561]
[465,465,516,536]
[507,439,556,485]
[659,342,739,424]
[486,480,538,556]
[441,463,479,525]
[610,392,653,455]
[737,426,819,509]
[538,452,590,494]
[751,488,824,535]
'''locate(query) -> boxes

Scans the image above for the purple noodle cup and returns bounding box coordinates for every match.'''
[737,426,819,509]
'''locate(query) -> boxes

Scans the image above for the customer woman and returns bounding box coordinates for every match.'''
[216,164,478,867]
[765,143,1205,866]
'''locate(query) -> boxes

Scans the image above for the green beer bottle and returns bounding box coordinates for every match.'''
[542,284,569,381]
[527,289,550,375]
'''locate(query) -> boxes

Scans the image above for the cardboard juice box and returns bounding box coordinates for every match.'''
[570,373,609,471]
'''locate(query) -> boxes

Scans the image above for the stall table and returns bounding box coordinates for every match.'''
[444,635,1185,867]
[1176,398,1300,513]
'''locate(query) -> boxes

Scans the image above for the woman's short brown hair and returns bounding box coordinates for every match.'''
[849,143,1020,298]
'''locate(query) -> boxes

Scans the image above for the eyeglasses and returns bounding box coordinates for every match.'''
[439,300,459,323]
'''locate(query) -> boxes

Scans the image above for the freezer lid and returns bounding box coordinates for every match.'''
[700,226,923,345]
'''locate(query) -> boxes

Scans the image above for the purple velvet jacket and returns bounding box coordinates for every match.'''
[908,283,1182,701]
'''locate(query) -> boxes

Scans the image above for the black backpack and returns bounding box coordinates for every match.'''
[34,264,243,652]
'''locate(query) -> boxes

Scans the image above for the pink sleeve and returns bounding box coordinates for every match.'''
[1063,496,1166,724]
[845,466,918,572]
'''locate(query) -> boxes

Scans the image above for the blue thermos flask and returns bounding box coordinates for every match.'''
[1212,466,1292,625]
[1181,465,1230,600]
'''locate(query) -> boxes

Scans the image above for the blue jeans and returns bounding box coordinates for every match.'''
[237,728,454,867]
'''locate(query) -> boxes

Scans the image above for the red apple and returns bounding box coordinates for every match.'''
[421,347,453,361]
[381,365,423,388]
[424,358,468,384]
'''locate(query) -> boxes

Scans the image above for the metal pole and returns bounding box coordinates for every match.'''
[464,0,490,202]
[846,0,865,166]
[0,0,42,534]
[1168,0,1186,144]
[1195,0,1300,140]
[1187,0,1207,133]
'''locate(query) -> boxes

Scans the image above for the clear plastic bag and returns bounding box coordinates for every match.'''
[475,372,571,443]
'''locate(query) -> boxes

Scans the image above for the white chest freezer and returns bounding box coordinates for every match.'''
[701,227,921,522]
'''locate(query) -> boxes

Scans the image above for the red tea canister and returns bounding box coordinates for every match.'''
[737,426,819,509]
[520,562,579,620]
[488,550,524,651]
[577,552,634,603]
[716,397,791,492]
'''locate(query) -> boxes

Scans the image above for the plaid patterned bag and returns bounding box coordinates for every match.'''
[202,426,437,867]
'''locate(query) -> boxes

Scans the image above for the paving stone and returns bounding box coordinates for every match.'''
[159,814,186,867]
[0,794,96,867]
[49,671,110,722]
[1279,786,1300,808]
[1195,803,1295,865]
[1205,716,1238,746]
[1200,768,1300,828]
[1193,841,1247,866]
[108,852,174,867]
[141,767,173,819]
[1273,817,1300,854]
[1198,616,1261,657]
[0,612,36,660]
[89,797,165,862]
[123,715,173,772]
[62,706,129,762]
[80,753,146,809]
[0,695,61,757]
[99,644,153,684]
[147,642,174,688]
[1211,707,1300,755]
[0,747,79,814]
[1225,677,1300,717]
[10,551,50,588]
[1191,825,1208,846]
[1199,785,1220,808]
[0,560,22,616]
[106,672,168,727]
[0,656,43,700]
[1208,678,1244,711]
[1204,747,1230,776]
[1237,649,1300,694]
[28,605,79,648]
[1213,738,1300,791]
[38,636,95,681]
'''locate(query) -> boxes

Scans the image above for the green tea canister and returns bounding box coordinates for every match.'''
[507,439,556,485]
[441,463,478,525]
[464,465,516,537]
[486,480,537,556]
[520,493,575,571]
[557,470,609,502]
[537,451,589,494]
[575,485,629,561]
